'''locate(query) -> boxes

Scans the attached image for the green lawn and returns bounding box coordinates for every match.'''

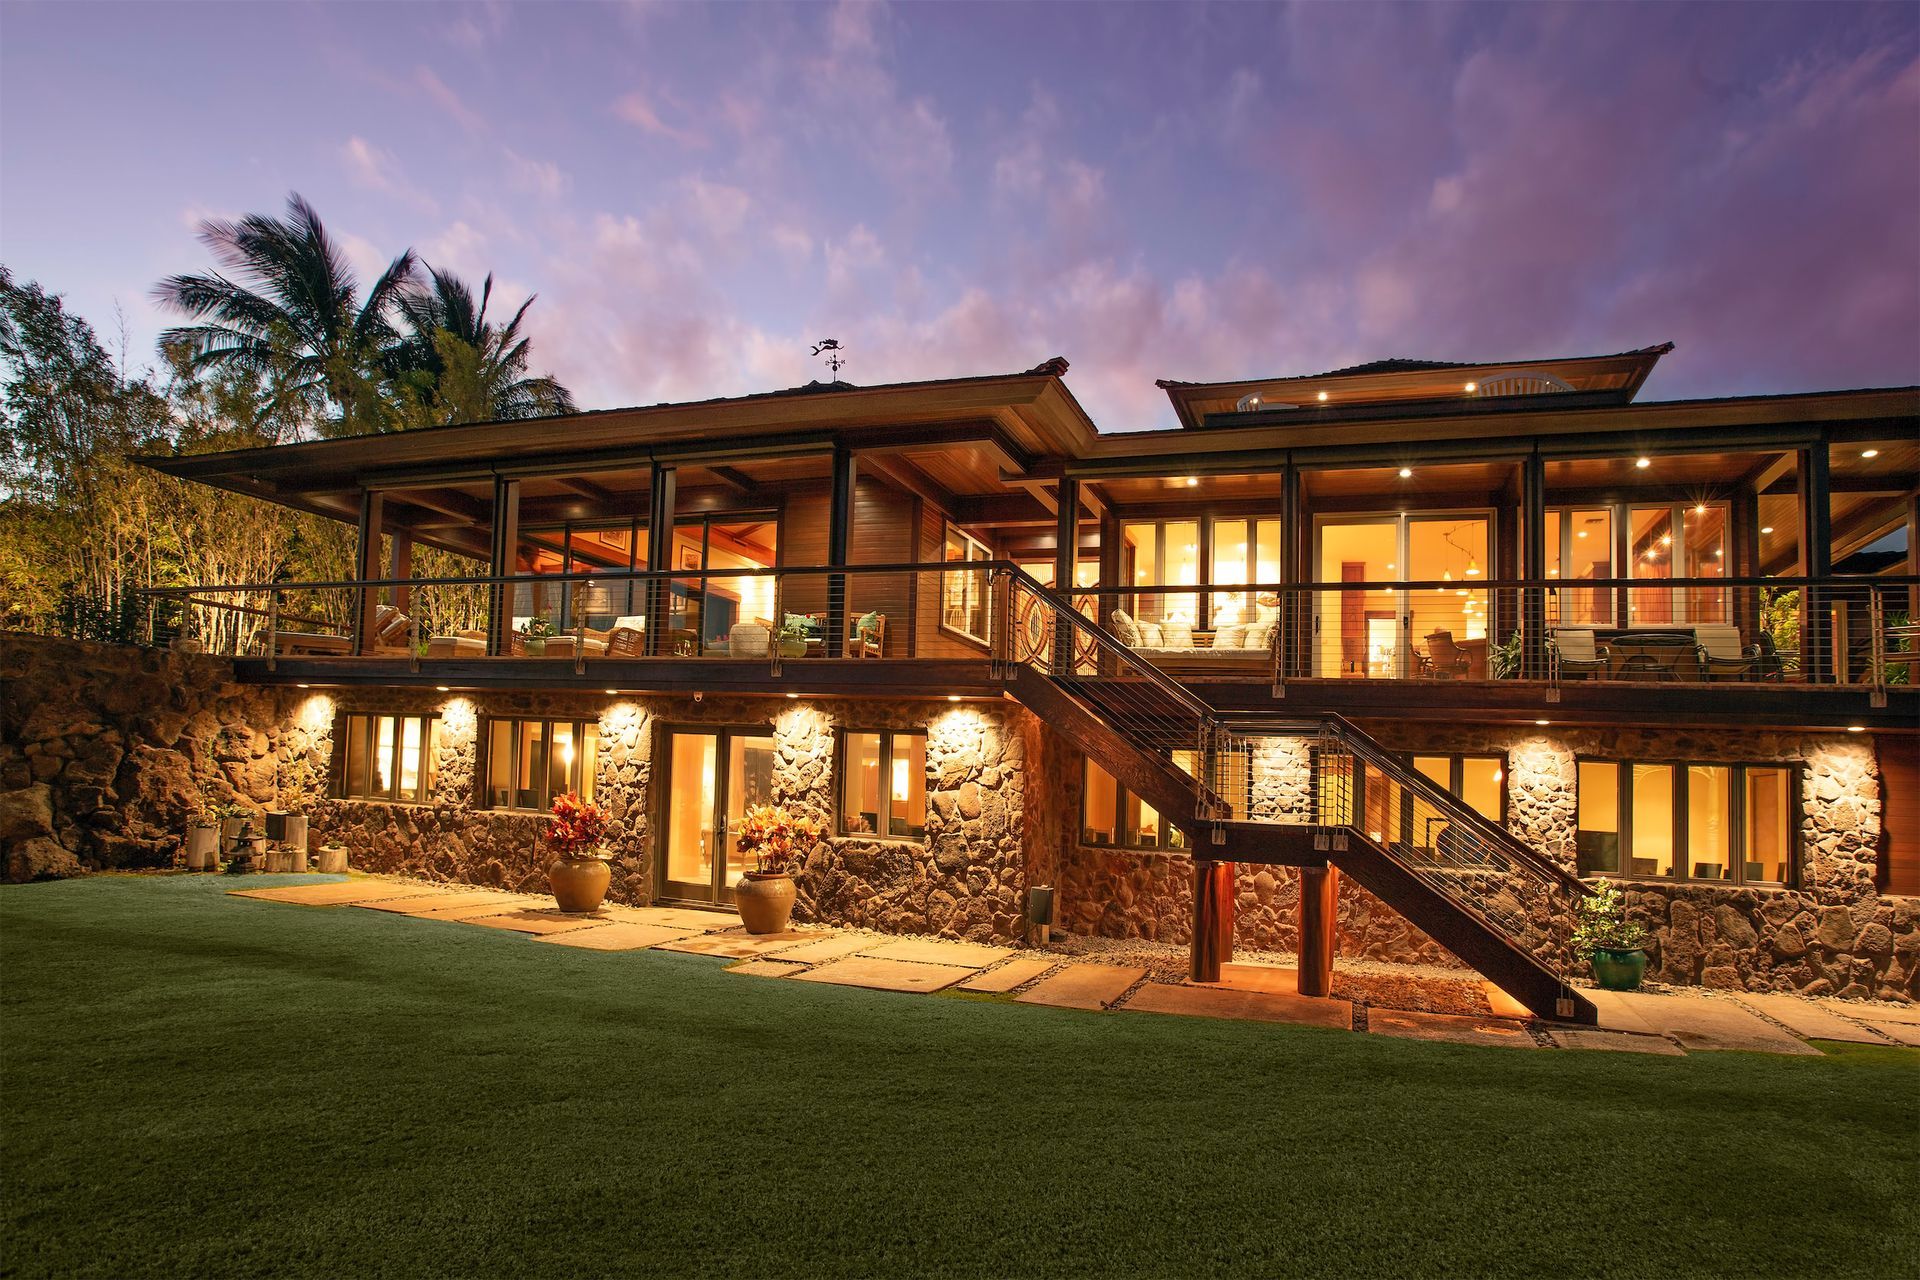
[3,876,1915,1280]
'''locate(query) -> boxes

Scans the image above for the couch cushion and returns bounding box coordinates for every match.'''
[1161,620,1194,650]
[1110,609,1141,647]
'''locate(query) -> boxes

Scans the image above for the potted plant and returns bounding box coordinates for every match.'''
[1488,628,1524,680]
[1573,879,1653,991]
[183,806,220,871]
[545,791,611,913]
[519,613,557,657]
[214,801,256,843]
[776,614,813,659]
[732,803,821,934]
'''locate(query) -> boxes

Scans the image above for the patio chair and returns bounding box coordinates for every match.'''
[1695,624,1759,681]
[1549,629,1609,680]
[1423,630,1471,679]
[851,612,887,659]
[605,625,645,658]
[728,621,772,659]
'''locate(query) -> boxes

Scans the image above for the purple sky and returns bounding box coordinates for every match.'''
[3,1,1917,431]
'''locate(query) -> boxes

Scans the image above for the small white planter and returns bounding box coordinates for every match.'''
[220,815,254,842]
[281,814,310,851]
[184,826,219,871]
[316,846,349,875]
[292,847,310,873]
[265,848,295,874]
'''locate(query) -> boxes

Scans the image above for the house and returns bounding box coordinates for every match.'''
[135,348,1920,1017]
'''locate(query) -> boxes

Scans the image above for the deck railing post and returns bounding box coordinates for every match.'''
[267,595,278,671]
[1870,585,1887,708]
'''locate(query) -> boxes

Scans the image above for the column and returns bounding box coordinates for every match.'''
[645,464,677,656]
[486,477,520,656]
[826,446,855,657]
[1297,864,1339,997]
[353,491,384,655]
[1052,476,1079,670]
[1190,859,1235,983]
[1799,442,1831,682]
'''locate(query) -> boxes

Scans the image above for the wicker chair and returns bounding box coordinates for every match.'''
[1423,630,1471,678]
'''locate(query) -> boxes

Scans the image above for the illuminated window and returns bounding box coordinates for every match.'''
[335,714,439,803]
[485,718,599,811]
[1408,753,1507,823]
[1081,754,1222,852]
[941,524,993,643]
[838,731,927,840]
[1575,758,1794,886]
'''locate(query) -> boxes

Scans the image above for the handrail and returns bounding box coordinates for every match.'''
[1106,573,1920,592]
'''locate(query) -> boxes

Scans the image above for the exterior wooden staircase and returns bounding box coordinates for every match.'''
[998,568,1597,1026]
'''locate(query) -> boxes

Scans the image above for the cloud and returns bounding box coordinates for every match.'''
[339,136,438,214]
[612,89,706,146]
[504,149,569,199]
[414,65,485,133]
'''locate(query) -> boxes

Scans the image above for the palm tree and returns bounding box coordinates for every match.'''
[155,192,417,436]
[393,267,575,424]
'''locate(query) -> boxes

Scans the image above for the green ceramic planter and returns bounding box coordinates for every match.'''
[1590,946,1648,991]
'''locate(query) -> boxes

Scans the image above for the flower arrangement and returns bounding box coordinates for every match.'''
[1571,879,1651,952]
[547,792,609,861]
[519,612,558,640]
[734,803,822,875]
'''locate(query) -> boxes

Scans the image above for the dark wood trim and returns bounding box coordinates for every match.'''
[1296,865,1337,997]
[645,465,677,656]
[1190,860,1234,982]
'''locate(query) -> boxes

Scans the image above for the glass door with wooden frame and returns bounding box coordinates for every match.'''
[1314,513,1490,678]
[658,728,777,904]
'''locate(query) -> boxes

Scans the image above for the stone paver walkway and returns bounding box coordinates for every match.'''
[227,876,1920,1055]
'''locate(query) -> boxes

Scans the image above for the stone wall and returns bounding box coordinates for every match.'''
[1,633,327,881]
[1054,718,1913,1002]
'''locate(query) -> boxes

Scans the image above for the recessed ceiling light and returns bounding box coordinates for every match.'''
[1398,467,1413,479]
[1847,725,1865,733]
[296,683,311,689]
[1576,530,1588,539]
[1861,449,1879,459]
[1316,391,1329,402]
[1761,526,1774,534]
[1185,477,1199,487]
[786,692,799,699]
[1463,381,1477,393]
[435,686,450,692]
[1535,719,1550,726]
[604,688,619,695]
[948,695,962,702]
[1693,504,1706,515]
[1635,457,1651,469]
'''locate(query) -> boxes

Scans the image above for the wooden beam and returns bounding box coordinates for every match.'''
[951,492,1057,527]
[1297,865,1338,998]
[707,465,764,498]
[487,478,520,656]
[353,491,384,655]
[1190,860,1234,983]
[553,475,618,505]
[856,451,957,515]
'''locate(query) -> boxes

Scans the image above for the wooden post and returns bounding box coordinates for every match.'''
[388,530,414,616]
[1280,459,1299,679]
[1190,859,1234,983]
[353,490,384,655]
[487,477,520,656]
[1053,476,1079,670]
[1799,442,1832,682]
[826,446,855,657]
[645,464,677,656]
[1521,450,1547,679]
[1297,865,1338,997]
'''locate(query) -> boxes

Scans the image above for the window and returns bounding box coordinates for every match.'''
[1409,753,1507,823]
[941,524,992,642]
[1544,508,1614,626]
[1628,502,1728,626]
[1575,759,1796,885]
[335,714,438,802]
[485,718,599,811]
[838,731,927,839]
[1081,751,1230,852]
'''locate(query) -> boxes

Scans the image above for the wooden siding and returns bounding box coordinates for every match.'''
[1879,734,1919,896]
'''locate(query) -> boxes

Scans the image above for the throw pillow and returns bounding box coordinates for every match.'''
[1137,621,1163,647]
[1161,620,1194,650]
[856,610,881,638]
[1243,623,1274,650]
[1110,609,1141,646]
[1215,622,1249,649]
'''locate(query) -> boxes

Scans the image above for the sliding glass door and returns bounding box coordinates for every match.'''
[658,728,777,903]
[1314,513,1490,678]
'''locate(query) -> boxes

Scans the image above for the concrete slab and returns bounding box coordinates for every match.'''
[1580,987,1664,1036]
[957,956,1058,994]
[408,896,547,920]
[1483,983,1533,1020]
[1014,964,1145,1011]
[230,880,445,906]
[791,956,970,994]
[1607,991,1819,1055]
[359,891,522,916]
[1736,993,1891,1045]
[729,959,809,979]
[653,930,816,958]
[1823,999,1920,1026]
[1124,981,1352,1030]
[1368,1008,1537,1049]
[1217,963,1300,995]
[1862,1020,1920,1047]
[1550,1029,1686,1056]
[861,938,1011,969]
[603,905,736,933]
[463,909,613,936]
[533,922,703,951]
[772,934,872,964]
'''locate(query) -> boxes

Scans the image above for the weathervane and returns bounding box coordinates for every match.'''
[810,338,846,377]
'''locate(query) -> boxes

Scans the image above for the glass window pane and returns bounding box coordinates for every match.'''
[344,715,369,799]
[1629,507,1675,627]
[577,724,598,803]
[1316,752,1354,827]
[548,723,576,805]
[1362,762,1404,848]
[398,717,423,802]
[1255,520,1283,588]
[1413,756,1452,790]
[1687,766,1731,879]
[1123,791,1163,848]
[1685,504,1728,623]
[487,722,513,808]
[1631,764,1676,877]
[1576,761,1620,876]
[666,733,717,886]
[1165,522,1199,628]
[1460,757,1504,823]
[1124,522,1160,624]
[890,734,926,838]
[517,720,545,810]
[1083,761,1117,845]
[843,733,881,835]
[1212,519,1249,624]
[724,734,777,884]
[372,716,396,798]
[1744,767,1792,884]
[422,720,440,799]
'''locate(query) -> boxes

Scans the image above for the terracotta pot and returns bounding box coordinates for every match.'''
[548,856,610,913]
[735,872,796,935]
